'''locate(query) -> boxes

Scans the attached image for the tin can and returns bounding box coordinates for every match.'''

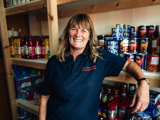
[124,53,135,61]
[120,38,129,53]
[148,55,160,72]
[147,25,159,38]
[107,41,119,55]
[139,25,148,38]
[124,25,130,38]
[97,35,104,47]
[112,28,123,38]
[135,53,148,70]
[151,38,160,54]
[140,38,149,53]
[116,24,125,28]
[130,26,138,38]
[129,38,139,53]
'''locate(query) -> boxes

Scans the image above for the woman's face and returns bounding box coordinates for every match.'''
[69,24,90,51]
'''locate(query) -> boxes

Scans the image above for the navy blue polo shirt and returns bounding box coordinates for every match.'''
[40,49,126,120]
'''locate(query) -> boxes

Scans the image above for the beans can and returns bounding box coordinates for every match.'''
[139,25,148,38]
[130,26,138,38]
[147,25,159,38]
[135,53,148,70]
[148,55,160,72]
[124,53,135,61]
[120,38,129,53]
[140,38,149,53]
[112,28,123,38]
[151,38,160,54]
[107,41,119,55]
[129,38,139,53]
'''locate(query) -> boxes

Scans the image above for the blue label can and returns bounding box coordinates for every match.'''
[135,53,148,70]
[107,41,119,55]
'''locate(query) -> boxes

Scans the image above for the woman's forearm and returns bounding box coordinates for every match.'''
[39,95,50,120]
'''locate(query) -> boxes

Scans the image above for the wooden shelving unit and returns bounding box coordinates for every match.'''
[0,0,160,119]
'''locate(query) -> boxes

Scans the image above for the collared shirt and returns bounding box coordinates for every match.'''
[40,49,126,120]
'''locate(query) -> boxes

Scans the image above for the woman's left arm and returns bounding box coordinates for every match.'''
[122,60,150,113]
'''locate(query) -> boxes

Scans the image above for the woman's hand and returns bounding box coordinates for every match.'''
[130,80,150,113]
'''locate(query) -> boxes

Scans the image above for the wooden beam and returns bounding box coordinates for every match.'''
[58,0,160,18]
[47,0,59,55]
[0,0,17,119]
[57,0,77,5]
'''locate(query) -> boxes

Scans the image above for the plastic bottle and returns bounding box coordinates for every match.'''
[28,34,35,59]
[9,36,15,57]
[35,36,41,59]
[41,35,45,58]
[20,35,25,58]
[24,36,29,59]
[17,36,22,58]
[44,36,50,59]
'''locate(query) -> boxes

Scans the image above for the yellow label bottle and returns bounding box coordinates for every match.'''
[9,36,15,57]
[44,36,49,59]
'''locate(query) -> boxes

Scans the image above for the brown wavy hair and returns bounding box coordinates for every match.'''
[56,14,100,63]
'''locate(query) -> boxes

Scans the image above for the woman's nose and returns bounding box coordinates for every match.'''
[76,29,81,37]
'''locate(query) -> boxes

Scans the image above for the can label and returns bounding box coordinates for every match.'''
[151,38,160,54]
[140,38,149,53]
[120,38,129,53]
[129,38,138,53]
[148,55,159,72]
[130,26,138,38]
[139,25,148,38]
[135,54,148,70]
[148,25,159,38]
[112,28,123,38]
[107,41,119,55]
[125,53,134,61]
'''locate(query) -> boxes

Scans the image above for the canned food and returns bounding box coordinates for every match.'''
[116,24,125,28]
[151,38,160,54]
[147,25,159,38]
[120,38,129,53]
[130,26,138,38]
[129,38,139,53]
[112,28,123,38]
[140,38,149,53]
[148,55,159,72]
[107,41,119,55]
[135,53,148,70]
[139,25,148,38]
[124,53,135,61]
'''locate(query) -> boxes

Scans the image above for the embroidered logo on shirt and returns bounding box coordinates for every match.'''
[82,65,96,71]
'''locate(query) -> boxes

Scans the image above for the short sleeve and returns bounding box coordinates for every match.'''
[101,50,127,77]
[39,57,53,95]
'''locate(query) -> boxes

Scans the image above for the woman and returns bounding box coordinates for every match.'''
[39,14,149,120]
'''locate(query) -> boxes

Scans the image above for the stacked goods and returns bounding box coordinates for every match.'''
[13,65,43,105]
[98,84,160,120]
[98,24,160,72]
[9,35,50,59]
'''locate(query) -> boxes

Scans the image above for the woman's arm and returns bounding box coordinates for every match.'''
[122,60,150,113]
[39,95,50,120]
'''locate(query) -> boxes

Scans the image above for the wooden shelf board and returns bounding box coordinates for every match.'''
[11,58,47,70]
[104,71,160,87]
[5,0,77,16]
[16,99,39,115]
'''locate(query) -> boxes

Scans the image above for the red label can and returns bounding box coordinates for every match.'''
[139,25,148,38]
[140,38,149,53]
[135,53,148,70]
[124,53,135,61]
[151,38,160,54]
[147,25,159,38]
[129,38,138,53]
[148,55,160,72]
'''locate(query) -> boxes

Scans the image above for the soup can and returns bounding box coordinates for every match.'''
[130,26,138,38]
[147,25,159,38]
[148,55,160,72]
[151,38,160,54]
[140,38,149,53]
[129,38,139,54]
[138,25,148,38]
[120,38,129,53]
[112,28,123,38]
[107,41,119,55]
[135,53,148,70]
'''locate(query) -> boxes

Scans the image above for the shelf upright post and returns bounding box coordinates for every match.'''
[46,0,59,56]
[0,1,17,120]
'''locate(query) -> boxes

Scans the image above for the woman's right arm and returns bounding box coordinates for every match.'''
[39,95,50,120]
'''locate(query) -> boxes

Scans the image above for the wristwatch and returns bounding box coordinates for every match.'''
[138,78,150,86]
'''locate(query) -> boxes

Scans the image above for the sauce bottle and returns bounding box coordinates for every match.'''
[13,37,17,58]
[44,36,50,59]
[28,34,35,59]
[41,35,45,58]
[24,36,29,59]
[17,36,21,58]
[35,36,41,59]
[9,36,15,57]
[20,35,25,58]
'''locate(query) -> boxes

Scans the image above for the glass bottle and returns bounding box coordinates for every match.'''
[24,36,29,59]
[44,36,49,59]
[28,34,35,59]
[35,36,41,59]
[41,35,45,58]
[9,35,15,57]
[20,35,25,58]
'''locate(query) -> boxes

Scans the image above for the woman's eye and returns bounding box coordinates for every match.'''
[82,29,87,32]
[71,28,76,31]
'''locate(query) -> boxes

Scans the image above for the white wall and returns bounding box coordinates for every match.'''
[29,4,160,36]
